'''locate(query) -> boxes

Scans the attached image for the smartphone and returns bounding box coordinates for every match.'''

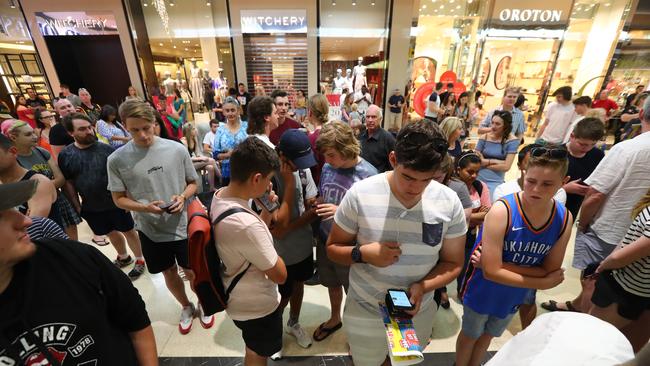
[158,201,176,212]
[582,261,601,280]
[386,289,414,316]
[256,191,279,212]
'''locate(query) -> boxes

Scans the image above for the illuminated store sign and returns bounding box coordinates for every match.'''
[35,12,118,36]
[491,0,571,29]
[240,10,307,34]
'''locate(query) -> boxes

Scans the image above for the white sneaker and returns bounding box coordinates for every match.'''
[179,303,196,334]
[286,323,312,348]
[198,304,215,329]
[270,349,282,361]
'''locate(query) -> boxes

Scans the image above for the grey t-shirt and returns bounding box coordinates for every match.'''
[448,179,473,209]
[273,168,318,265]
[107,137,198,242]
[17,147,54,179]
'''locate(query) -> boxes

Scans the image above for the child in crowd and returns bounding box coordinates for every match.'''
[349,103,361,123]
[454,151,491,294]
[456,146,573,366]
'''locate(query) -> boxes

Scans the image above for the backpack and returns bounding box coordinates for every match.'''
[187,198,253,316]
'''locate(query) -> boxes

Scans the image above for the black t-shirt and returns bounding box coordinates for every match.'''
[565,146,604,218]
[360,128,396,173]
[58,142,117,212]
[388,95,405,113]
[236,92,252,120]
[49,123,74,146]
[26,97,46,109]
[0,239,150,365]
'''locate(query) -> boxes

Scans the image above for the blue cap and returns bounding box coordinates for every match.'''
[278,129,317,170]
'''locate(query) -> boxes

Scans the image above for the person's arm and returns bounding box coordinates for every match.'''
[111,191,165,214]
[270,160,296,230]
[621,112,639,123]
[129,326,158,366]
[599,235,650,272]
[577,187,607,232]
[484,152,517,172]
[47,156,65,189]
[264,256,287,284]
[27,175,56,217]
[480,202,565,289]
[62,180,81,213]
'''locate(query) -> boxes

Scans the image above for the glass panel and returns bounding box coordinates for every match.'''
[8,55,26,75]
[24,59,40,75]
[319,0,390,115]
[0,56,10,75]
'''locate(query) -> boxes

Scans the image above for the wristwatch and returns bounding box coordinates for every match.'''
[351,246,364,263]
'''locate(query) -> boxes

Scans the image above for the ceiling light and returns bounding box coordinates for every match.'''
[159,43,163,46]
[173,45,176,49]
[169,0,174,6]
[206,0,211,6]
[352,0,356,5]
[371,0,375,4]
[456,5,460,8]
[422,4,427,8]
[332,0,336,5]
[9,0,16,9]
[604,2,610,6]
[184,48,188,51]
[143,2,148,6]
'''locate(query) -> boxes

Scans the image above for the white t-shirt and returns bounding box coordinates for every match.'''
[541,102,577,144]
[424,92,441,119]
[252,134,275,149]
[562,115,585,144]
[211,195,280,321]
[585,132,650,245]
[493,180,567,205]
[334,173,467,313]
[203,130,216,147]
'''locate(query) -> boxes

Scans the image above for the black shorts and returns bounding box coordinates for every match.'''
[233,306,283,357]
[278,255,314,299]
[592,270,650,320]
[138,231,189,274]
[81,208,134,236]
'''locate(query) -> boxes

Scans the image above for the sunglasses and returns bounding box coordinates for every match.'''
[530,147,568,159]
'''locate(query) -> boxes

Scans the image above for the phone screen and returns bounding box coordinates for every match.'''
[389,290,411,308]
[257,191,279,212]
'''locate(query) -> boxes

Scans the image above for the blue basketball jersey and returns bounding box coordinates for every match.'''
[460,192,569,318]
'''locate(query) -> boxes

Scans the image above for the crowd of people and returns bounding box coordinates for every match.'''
[0,80,649,366]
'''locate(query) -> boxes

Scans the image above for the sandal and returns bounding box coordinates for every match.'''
[541,300,578,312]
[91,238,110,246]
[313,321,343,342]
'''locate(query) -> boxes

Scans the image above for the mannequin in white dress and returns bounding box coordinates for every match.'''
[189,59,203,106]
[345,68,353,92]
[352,57,367,93]
[333,69,347,94]
[163,71,176,96]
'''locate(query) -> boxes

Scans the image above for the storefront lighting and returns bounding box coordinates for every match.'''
[422,4,427,8]
[169,0,175,6]
[9,0,16,8]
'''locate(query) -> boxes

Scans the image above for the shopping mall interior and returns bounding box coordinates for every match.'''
[1,0,650,365]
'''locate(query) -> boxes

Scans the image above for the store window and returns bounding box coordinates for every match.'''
[129,0,234,121]
[319,0,391,114]
[0,6,52,112]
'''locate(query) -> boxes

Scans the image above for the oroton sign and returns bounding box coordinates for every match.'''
[498,8,563,23]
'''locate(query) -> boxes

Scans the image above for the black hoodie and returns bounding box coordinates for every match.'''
[0,239,150,365]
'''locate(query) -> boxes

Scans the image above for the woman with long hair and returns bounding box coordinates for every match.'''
[96,105,131,148]
[341,93,354,123]
[15,95,36,128]
[34,108,55,154]
[440,91,456,120]
[475,110,520,200]
[125,86,139,101]
[294,89,307,123]
[589,188,650,352]
[439,116,464,158]
[181,122,220,191]
[454,92,472,140]
[212,96,248,186]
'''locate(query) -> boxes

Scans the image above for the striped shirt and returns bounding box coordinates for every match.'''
[27,216,68,241]
[334,173,467,313]
[613,206,650,297]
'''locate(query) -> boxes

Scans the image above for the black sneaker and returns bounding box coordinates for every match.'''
[128,261,145,280]
[113,255,133,268]
[305,270,320,286]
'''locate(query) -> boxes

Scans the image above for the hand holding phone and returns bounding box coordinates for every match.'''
[386,289,415,317]
[158,200,179,213]
[256,191,279,212]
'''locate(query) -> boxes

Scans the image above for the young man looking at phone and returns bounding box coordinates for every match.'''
[107,99,213,334]
[211,137,287,366]
[327,120,467,366]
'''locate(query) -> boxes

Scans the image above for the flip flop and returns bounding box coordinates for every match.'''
[313,322,343,342]
[91,238,110,246]
[540,300,578,312]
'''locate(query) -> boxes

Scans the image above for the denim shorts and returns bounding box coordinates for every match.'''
[461,305,515,339]
[522,289,536,305]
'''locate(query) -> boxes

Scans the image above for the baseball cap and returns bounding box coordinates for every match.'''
[0,180,37,211]
[278,129,317,170]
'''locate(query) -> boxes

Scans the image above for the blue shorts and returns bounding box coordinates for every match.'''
[522,289,536,305]
[461,305,515,339]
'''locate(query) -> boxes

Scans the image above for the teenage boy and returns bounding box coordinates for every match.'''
[236,83,252,121]
[203,119,220,155]
[456,147,573,366]
[327,120,467,366]
[271,129,319,358]
[58,113,145,279]
[537,86,576,144]
[107,99,213,334]
[211,137,287,366]
[312,121,378,342]
[562,96,592,143]
[269,90,301,146]
[478,87,526,139]
[425,82,444,123]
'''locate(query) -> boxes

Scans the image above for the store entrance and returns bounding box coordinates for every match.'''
[478,37,560,131]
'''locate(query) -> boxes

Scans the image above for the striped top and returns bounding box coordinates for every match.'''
[334,172,467,314]
[27,216,68,241]
[460,193,569,318]
[613,206,650,297]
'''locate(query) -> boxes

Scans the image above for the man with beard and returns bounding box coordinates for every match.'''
[58,113,145,279]
[269,90,302,146]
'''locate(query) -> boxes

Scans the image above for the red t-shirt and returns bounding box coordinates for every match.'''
[592,99,619,117]
[270,117,301,146]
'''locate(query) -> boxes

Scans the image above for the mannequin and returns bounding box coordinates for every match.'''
[202,70,214,111]
[175,71,182,90]
[345,68,353,92]
[163,71,176,96]
[180,80,192,117]
[189,59,203,106]
[352,57,367,93]
[333,68,346,94]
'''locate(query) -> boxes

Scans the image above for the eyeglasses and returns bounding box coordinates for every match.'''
[40,115,55,119]
[530,147,568,159]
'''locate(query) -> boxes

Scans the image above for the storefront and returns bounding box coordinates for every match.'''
[405,0,634,132]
